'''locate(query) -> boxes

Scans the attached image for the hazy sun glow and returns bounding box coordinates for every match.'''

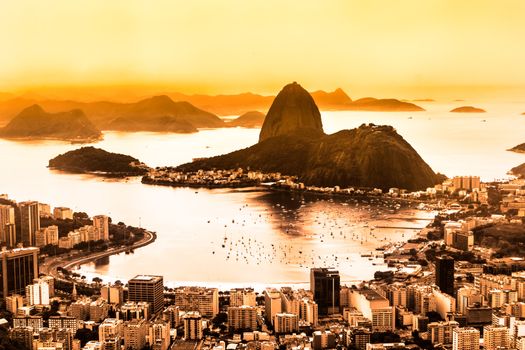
[1,0,525,98]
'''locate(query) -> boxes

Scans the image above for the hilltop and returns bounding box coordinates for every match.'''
[0,105,102,141]
[176,82,439,191]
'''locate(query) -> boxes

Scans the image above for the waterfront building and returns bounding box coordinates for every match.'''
[310,268,340,316]
[0,247,39,297]
[452,327,480,350]
[93,215,109,241]
[20,201,40,247]
[128,275,164,314]
[183,311,203,340]
[436,256,455,296]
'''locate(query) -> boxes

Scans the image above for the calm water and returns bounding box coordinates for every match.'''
[1,102,524,288]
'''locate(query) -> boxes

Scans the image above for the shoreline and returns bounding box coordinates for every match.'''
[41,229,157,281]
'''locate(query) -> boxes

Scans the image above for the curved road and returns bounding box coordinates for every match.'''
[40,230,156,282]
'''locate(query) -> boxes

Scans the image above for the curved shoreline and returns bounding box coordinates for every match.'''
[41,230,157,280]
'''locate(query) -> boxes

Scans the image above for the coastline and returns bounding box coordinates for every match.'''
[40,229,157,281]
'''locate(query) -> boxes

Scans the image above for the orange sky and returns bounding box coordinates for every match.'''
[1,0,525,99]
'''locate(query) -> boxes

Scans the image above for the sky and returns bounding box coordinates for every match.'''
[1,0,525,98]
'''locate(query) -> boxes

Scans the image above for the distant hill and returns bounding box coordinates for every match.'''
[347,98,424,111]
[450,106,486,113]
[227,111,266,128]
[510,162,525,178]
[0,105,102,141]
[310,88,352,108]
[49,146,149,176]
[177,82,439,191]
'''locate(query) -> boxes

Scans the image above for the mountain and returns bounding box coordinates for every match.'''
[259,82,324,142]
[347,97,424,111]
[510,162,525,178]
[177,82,439,191]
[49,146,149,176]
[228,111,266,128]
[0,105,102,141]
[450,106,486,113]
[310,88,352,108]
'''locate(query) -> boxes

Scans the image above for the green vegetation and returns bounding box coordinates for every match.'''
[474,223,525,257]
[49,146,149,176]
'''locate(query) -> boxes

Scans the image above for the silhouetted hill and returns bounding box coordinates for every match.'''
[510,162,525,178]
[348,98,424,111]
[228,111,266,128]
[177,82,439,191]
[0,105,101,141]
[259,82,324,142]
[450,106,486,113]
[311,88,352,108]
[49,146,148,175]
[509,143,525,154]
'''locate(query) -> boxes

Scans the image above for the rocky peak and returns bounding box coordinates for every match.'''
[259,82,324,142]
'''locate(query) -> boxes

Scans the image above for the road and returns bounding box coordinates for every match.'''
[40,230,156,282]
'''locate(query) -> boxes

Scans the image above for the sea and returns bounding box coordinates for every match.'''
[1,101,524,290]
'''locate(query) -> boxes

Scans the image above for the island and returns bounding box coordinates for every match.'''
[509,162,525,178]
[0,104,102,142]
[49,146,149,176]
[450,106,486,113]
[227,111,266,128]
[346,97,425,111]
[173,82,441,191]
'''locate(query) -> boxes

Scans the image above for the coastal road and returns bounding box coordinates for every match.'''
[40,230,156,282]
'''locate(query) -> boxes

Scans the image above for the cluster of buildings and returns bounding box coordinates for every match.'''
[142,168,284,188]
[0,195,110,251]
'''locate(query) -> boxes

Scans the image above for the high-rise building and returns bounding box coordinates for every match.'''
[0,204,16,246]
[183,311,203,340]
[4,223,16,248]
[174,286,219,318]
[263,288,281,325]
[349,289,395,332]
[0,247,39,297]
[428,321,459,345]
[101,284,124,305]
[128,275,164,314]
[483,325,509,350]
[452,327,480,350]
[25,279,50,306]
[123,319,148,350]
[230,288,256,307]
[436,256,455,296]
[53,207,73,220]
[48,316,79,333]
[228,305,257,331]
[99,318,123,343]
[274,313,299,334]
[149,321,171,350]
[20,201,40,247]
[310,268,340,315]
[93,215,109,241]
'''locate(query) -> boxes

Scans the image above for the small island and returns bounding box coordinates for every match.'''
[49,146,149,176]
[227,111,266,128]
[450,106,486,113]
